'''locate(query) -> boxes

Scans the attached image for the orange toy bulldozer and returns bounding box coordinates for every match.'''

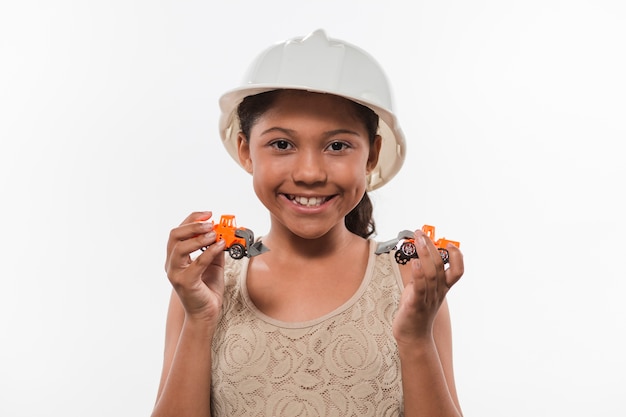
[204,214,269,259]
[375,225,460,265]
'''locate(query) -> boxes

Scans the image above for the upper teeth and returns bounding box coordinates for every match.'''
[292,196,326,207]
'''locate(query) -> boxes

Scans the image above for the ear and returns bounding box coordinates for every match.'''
[237,132,253,173]
[366,135,382,174]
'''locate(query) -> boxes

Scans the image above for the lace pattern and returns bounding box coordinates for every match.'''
[211,241,405,416]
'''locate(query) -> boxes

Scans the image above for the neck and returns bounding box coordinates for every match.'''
[262,219,364,261]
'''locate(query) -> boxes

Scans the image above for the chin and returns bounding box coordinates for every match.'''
[288,219,349,241]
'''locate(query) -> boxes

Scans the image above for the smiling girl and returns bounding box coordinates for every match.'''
[152,30,464,417]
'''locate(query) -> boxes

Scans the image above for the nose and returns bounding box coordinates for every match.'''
[291,150,327,185]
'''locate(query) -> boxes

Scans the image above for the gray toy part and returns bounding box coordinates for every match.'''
[247,241,270,257]
[375,229,415,254]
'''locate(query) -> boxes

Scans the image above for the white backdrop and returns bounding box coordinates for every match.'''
[1,1,625,416]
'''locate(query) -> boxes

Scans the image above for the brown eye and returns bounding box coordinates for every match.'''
[328,141,349,151]
[271,140,292,150]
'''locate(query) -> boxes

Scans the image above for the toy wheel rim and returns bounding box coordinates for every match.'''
[229,244,245,259]
[401,242,416,256]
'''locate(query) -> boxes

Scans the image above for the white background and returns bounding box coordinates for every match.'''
[1,1,625,416]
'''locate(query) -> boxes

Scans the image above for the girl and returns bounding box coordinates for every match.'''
[153,30,464,417]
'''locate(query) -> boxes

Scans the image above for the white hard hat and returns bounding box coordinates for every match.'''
[218,29,406,190]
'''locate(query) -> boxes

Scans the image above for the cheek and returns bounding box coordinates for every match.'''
[333,156,370,181]
[328,166,368,199]
[250,160,284,199]
[249,155,283,180]
[251,173,274,211]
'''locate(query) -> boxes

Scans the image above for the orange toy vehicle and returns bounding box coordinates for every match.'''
[203,214,269,259]
[375,225,460,265]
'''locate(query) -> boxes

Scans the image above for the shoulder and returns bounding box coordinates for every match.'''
[224,253,244,280]
[371,240,405,290]
[221,254,246,306]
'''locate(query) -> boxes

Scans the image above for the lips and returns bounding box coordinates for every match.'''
[285,194,332,207]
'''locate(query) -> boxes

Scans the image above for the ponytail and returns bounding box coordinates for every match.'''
[345,193,375,239]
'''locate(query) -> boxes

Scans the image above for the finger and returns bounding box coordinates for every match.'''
[186,238,226,281]
[167,231,218,272]
[417,230,455,300]
[169,219,214,245]
[179,211,213,226]
[413,230,444,275]
[409,260,429,306]
[166,235,224,292]
[166,217,214,260]
[444,244,464,288]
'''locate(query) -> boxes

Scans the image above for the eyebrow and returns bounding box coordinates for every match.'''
[259,127,361,137]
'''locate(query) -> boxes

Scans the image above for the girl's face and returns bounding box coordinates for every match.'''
[238,90,381,240]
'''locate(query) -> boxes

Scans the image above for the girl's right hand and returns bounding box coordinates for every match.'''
[164,211,226,323]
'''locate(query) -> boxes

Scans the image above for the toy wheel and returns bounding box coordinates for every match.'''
[395,249,409,265]
[438,248,450,264]
[228,244,245,260]
[400,241,416,257]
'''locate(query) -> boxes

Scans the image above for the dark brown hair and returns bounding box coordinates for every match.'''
[237,89,379,238]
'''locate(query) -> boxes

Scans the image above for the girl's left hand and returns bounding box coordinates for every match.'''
[392,230,464,345]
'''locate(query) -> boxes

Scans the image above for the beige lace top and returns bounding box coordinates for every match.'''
[210,240,405,416]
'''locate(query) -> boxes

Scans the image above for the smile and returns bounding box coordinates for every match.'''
[286,195,332,207]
